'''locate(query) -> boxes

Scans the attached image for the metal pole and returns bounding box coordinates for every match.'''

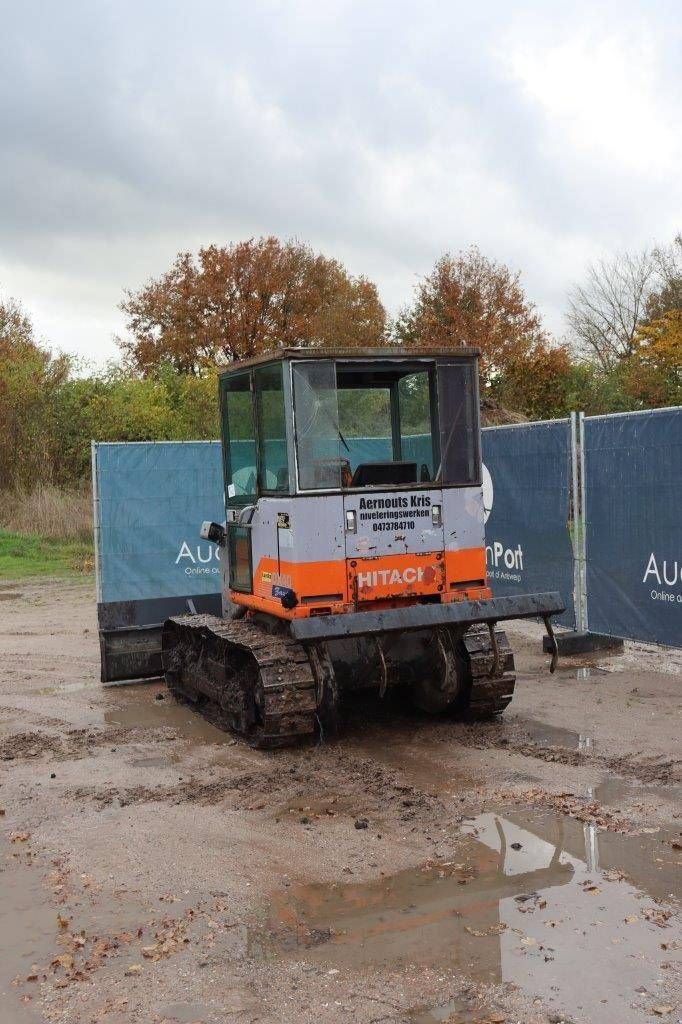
[578,411,588,632]
[90,441,102,603]
[569,413,581,631]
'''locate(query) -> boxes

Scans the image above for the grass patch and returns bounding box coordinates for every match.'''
[0,530,94,579]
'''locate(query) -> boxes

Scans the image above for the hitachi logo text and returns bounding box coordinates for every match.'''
[357,566,427,588]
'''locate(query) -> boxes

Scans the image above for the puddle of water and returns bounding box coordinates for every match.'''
[353,736,477,794]
[130,754,179,769]
[591,775,682,807]
[157,992,258,1021]
[267,809,681,1024]
[0,837,56,1022]
[575,666,608,680]
[515,716,595,751]
[35,680,98,695]
[409,995,478,1022]
[0,831,192,1022]
[156,1004,216,1023]
[103,686,232,745]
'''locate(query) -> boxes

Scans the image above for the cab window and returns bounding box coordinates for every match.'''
[254,363,289,493]
[220,372,257,505]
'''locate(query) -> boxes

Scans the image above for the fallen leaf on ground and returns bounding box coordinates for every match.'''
[124,964,142,976]
[644,907,671,928]
[52,953,74,971]
[464,923,507,937]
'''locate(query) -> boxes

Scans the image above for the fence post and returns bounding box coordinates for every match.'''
[569,411,577,626]
[90,440,102,604]
[578,410,588,632]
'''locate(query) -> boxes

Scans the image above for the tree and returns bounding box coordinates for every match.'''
[394,247,553,388]
[645,234,682,321]
[0,298,70,488]
[566,249,657,369]
[393,247,573,419]
[621,309,682,407]
[119,238,387,375]
[0,296,34,351]
[54,365,221,482]
[495,344,574,421]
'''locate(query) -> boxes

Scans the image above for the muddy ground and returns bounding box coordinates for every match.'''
[0,578,680,1024]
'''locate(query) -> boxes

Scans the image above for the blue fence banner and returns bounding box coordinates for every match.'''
[482,421,575,628]
[94,428,577,626]
[584,409,682,647]
[94,441,225,605]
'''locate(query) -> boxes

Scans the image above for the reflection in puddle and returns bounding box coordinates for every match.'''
[516,716,595,751]
[590,775,682,808]
[36,680,98,695]
[268,810,681,1024]
[575,666,608,681]
[103,686,232,746]
[130,754,179,769]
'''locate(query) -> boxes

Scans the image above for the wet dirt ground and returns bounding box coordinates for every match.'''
[0,578,680,1024]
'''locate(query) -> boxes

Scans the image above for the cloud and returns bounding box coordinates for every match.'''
[0,0,680,360]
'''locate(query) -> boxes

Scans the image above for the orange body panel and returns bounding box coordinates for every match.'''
[350,552,446,602]
[444,548,487,586]
[230,547,490,619]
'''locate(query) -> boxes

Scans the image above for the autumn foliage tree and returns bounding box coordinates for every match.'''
[119,237,387,375]
[621,309,682,407]
[394,247,570,414]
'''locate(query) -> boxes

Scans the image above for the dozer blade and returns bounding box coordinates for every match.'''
[290,592,565,643]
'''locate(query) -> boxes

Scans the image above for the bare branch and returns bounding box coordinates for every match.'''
[566,249,657,368]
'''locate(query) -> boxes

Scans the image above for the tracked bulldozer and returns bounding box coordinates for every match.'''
[162,348,563,746]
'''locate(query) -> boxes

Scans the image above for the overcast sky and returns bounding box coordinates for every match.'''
[1,0,680,364]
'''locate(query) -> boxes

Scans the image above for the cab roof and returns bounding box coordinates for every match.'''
[218,346,480,377]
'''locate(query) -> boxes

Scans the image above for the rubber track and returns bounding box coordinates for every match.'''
[163,614,317,748]
[462,625,516,717]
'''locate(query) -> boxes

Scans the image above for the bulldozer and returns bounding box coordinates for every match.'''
[162,347,563,747]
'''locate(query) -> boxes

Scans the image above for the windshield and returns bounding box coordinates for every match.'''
[293,359,439,490]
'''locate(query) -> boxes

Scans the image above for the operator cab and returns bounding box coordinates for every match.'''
[218,348,482,507]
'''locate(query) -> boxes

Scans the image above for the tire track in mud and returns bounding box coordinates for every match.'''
[0,724,178,762]
[66,749,445,822]
[3,715,678,838]
[59,742,675,842]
